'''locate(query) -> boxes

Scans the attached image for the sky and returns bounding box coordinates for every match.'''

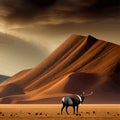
[0,0,120,76]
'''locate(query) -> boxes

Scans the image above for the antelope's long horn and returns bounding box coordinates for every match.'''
[84,91,93,97]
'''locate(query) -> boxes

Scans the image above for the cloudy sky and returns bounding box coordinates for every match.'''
[0,0,120,76]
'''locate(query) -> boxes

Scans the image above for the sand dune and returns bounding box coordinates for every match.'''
[0,34,120,103]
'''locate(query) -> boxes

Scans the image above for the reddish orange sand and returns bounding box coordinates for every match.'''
[0,35,120,104]
[0,104,120,120]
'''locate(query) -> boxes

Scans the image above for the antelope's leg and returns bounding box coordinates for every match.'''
[73,106,75,114]
[76,105,79,114]
[66,106,69,115]
[61,104,65,114]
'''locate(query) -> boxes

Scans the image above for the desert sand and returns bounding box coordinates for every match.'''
[0,35,120,104]
[0,104,120,120]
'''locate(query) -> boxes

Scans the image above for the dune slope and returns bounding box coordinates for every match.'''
[0,35,120,103]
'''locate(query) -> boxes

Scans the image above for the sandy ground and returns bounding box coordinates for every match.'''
[0,104,120,120]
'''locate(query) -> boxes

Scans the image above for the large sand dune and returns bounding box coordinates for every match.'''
[0,35,120,103]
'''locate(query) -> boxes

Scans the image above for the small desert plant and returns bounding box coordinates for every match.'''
[93,111,96,115]
[86,112,90,115]
[40,113,42,115]
[28,112,31,115]
[107,112,110,114]
[57,113,60,115]
[35,113,38,115]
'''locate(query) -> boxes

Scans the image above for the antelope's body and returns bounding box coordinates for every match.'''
[61,91,93,115]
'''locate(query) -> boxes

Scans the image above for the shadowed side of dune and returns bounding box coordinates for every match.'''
[0,83,24,98]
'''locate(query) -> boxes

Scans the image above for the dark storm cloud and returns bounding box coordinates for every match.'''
[54,0,120,21]
[0,0,119,25]
[88,0,120,17]
[0,0,56,23]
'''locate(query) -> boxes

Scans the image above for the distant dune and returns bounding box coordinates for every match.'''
[0,75,9,83]
[0,35,120,104]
